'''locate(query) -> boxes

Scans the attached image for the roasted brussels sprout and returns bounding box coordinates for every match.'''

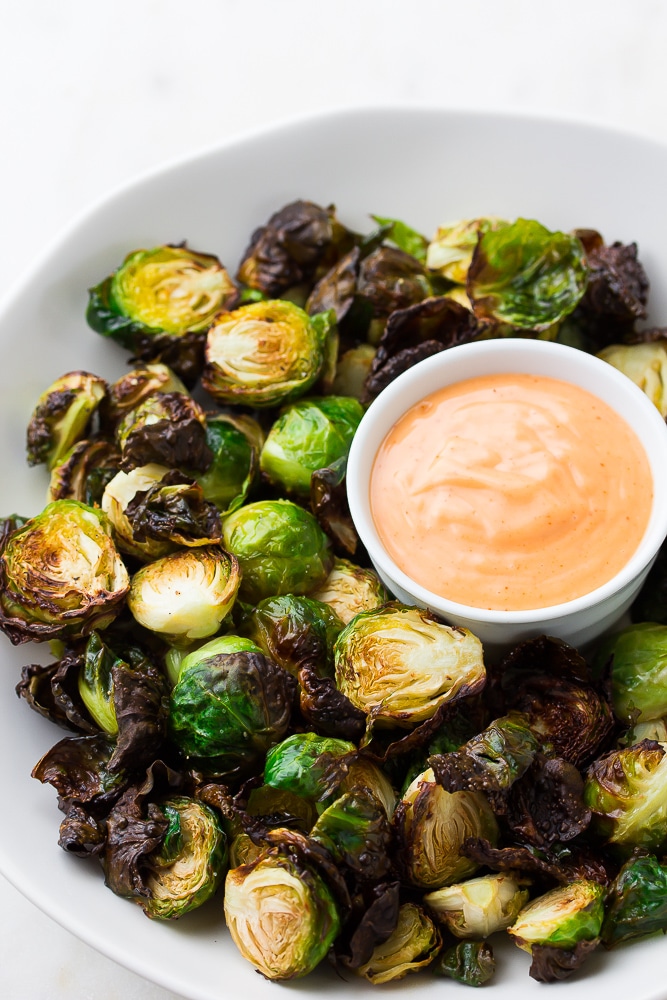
[87,245,238,382]
[598,341,667,416]
[263,732,355,804]
[0,500,129,644]
[104,363,189,428]
[601,852,667,946]
[224,849,341,980]
[331,343,376,400]
[127,545,240,645]
[308,557,388,624]
[237,199,355,297]
[136,796,227,919]
[355,902,440,984]
[222,499,333,605]
[169,649,296,777]
[260,396,363,497]
[394,767,499,889]
[595,622,667,724]
[426,217,505,283]
[434,939,495,987]
[193,412,263,514]
[26,371,107,469]
[334,604,485,727]
[102,464,179,561]
[311,789,392,879]
[584,739,667,853]
[48,439,121,506]
[239,593,343,679]
[169,633,261,685]
[508,879,604,954]
[467,218,588,331]
[116,391,211,472]
[424,873,530,938]
[202,300,333,408]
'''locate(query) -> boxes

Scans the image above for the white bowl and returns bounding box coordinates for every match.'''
[3,108,667,1000]
[347,339,667,650]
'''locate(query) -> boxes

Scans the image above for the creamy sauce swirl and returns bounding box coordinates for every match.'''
[370,373,653,611]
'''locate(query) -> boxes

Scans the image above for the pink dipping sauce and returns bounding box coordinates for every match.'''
[370,373,653,611]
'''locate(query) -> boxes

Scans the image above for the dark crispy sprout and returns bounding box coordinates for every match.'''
[576,240,649,348]
[0,501,129,644]
[116,391,212,472]
[238,593,344,678]
[499,636,615,767]
[224,848,341,980]
[127,545,240,646]
[193,412,263,515]
[223,499,333,605]
[26,371,108,469]
[169,649,296,778]
[434,939,496,987]
[467,219,588,331]
[310,456,358,556]
[354,902,441,984]
[237,200,356,298]
[202,300,334,408]
[601,852,667,946]
[260,396,363,497]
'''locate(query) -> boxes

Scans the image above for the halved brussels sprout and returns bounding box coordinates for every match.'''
[105,363,189,428]
[169,649,296,777]
[0,500,129,644]
[598,341,667,416]
[102,464,178,561]
[116,391,211,472]
[426,217,505,283]
[260,396,363,497]
[127,545,240,645]
[394,767,498,889]
[308,557,388,625]
[355,902,440,984]
[263,732,355,804]
[26,371,107,469]
[193,413,263,514]
[334,604,485,726]
[222,499,333,605]
[467,218,588,331]
[139,796,227,919]
[424,873,530,938]
[595,622,667,724]
[88,244,237,339]
[508,879,605,952]
[48,439,120,505]
[202,300,333,408]
[331,343,377,400]
[239,593,343,678]
[224,849,341,980]
[584,739,667,853]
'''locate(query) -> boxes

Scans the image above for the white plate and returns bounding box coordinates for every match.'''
[1,108,667,1000]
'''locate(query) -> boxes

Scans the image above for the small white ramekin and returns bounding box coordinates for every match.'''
[347,339,667,651]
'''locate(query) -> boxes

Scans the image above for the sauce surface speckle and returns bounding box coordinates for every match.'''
[370,373,653,610]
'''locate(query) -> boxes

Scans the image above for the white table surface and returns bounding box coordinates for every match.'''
[2,1,667,997]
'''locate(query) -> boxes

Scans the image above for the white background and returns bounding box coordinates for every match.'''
[1,1,666,997]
